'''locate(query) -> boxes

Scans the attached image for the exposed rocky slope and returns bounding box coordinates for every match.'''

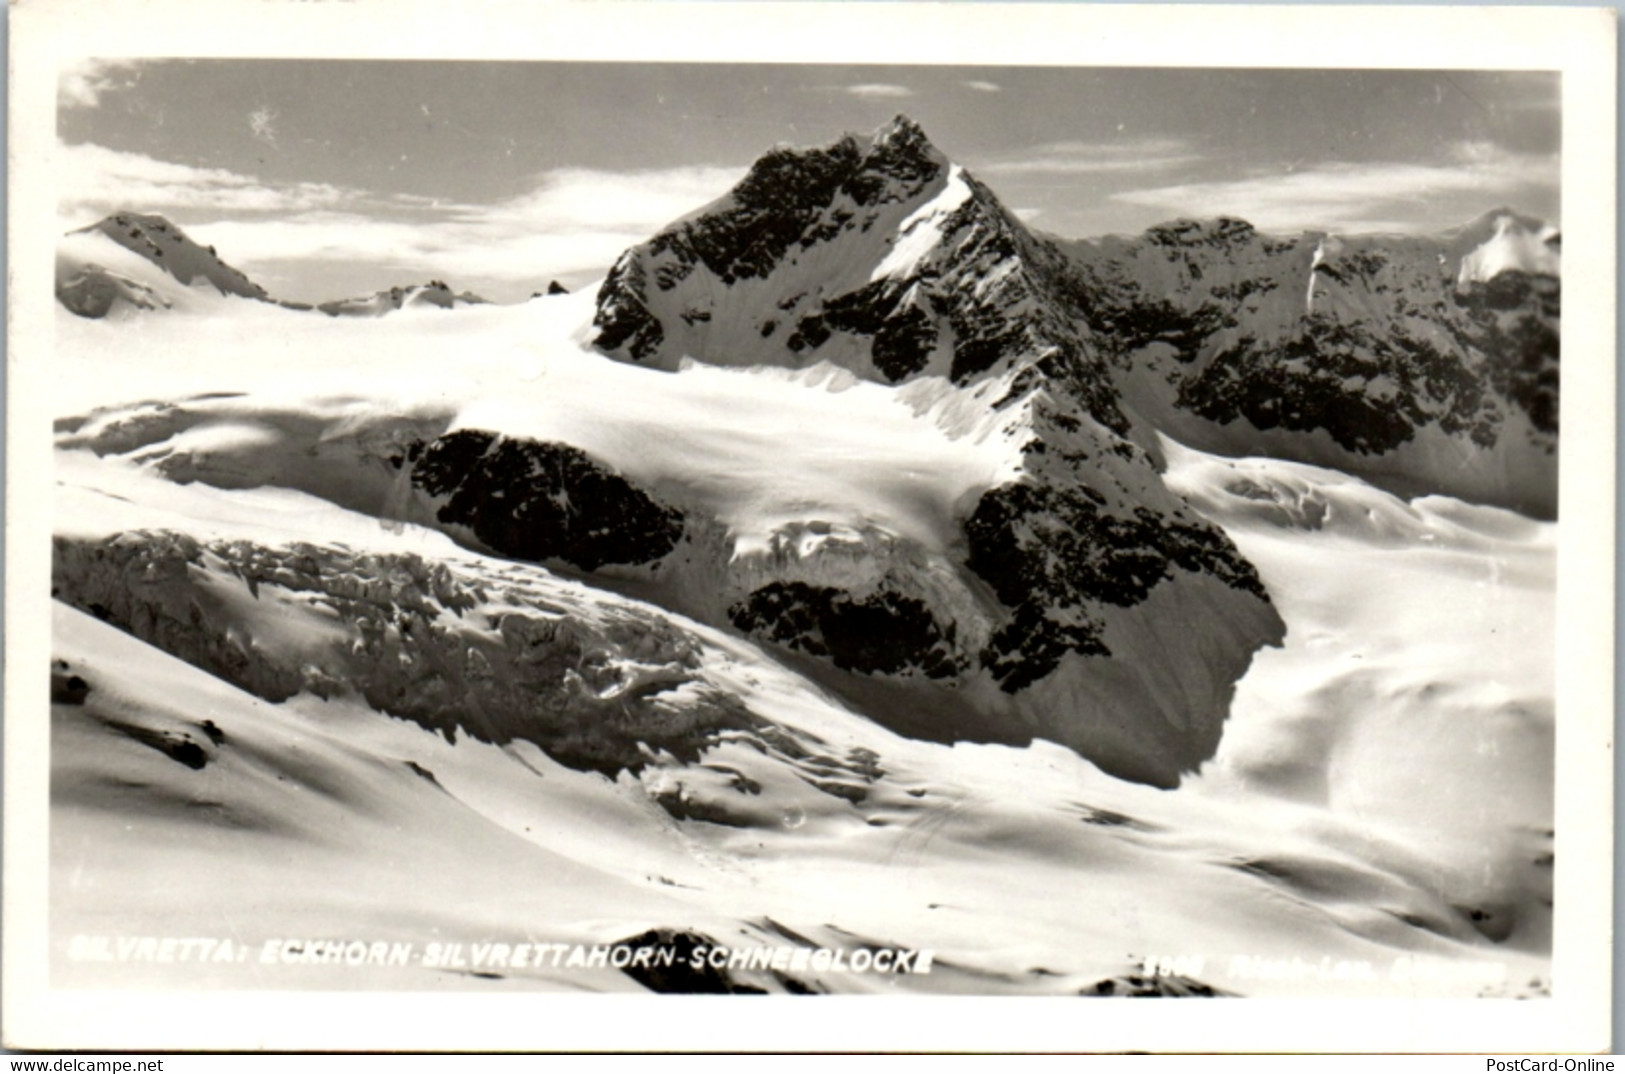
[50,529,774,778]
[1060,210,1559,517]
[577,117,1291,783]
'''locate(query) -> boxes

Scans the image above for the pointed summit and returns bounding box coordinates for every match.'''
[593,118,1034,382]
[874,112,928,143]
[867,113,938,164]
[593,119,959,367]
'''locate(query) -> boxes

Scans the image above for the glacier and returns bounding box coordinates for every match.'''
[44,116,1558,997]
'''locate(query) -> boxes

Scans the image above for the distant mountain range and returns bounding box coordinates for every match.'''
[55,211,490,318]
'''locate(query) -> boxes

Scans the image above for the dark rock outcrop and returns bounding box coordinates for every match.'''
[411,430,685,572]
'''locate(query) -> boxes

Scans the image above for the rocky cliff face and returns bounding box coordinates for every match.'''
[411,430,687,571]
[1060,211,1559,517]
[582,117,1287,785]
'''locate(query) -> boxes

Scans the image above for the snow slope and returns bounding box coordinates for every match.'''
[56,213,269,319]
[59,279,1281,787]
[50,433,1553,996]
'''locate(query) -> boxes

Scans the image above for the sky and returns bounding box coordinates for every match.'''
[58,60,1561,304]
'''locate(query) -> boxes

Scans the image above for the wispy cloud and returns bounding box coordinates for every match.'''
[58,141,352,219]
[492,165,745,234]
[963,80,1002,94]
[58,139,746,300]
[249,107,279,147]
[59,59,148,109]
[846,83,915,99]
[1112,140,1559,232]
[977,138,1205,178]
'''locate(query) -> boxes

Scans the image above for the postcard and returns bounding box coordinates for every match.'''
[5,0,1615,1053]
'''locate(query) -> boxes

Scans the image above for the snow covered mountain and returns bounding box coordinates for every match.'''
[386,117,1288,786]
[316,280,489,317]
[43,116,1560,998]
[594,121,1558,523]
[55,212,270,317]
[1063,210,1559,517]
[55,213,488,320]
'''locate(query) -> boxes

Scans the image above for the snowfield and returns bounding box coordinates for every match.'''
[27,114,1577,1014]
[47,286,1555,998]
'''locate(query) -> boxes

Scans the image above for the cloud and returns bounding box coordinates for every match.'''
[977,138,1204,178]
[1112,141,1559,232]
[58,139,747,301]
[492,165,745,234]
[59,59,148,109]
[963,80,1002,93]
[846,83,915,99]
[249,107,279,147]
[58,141,353,221]
[385,164,748,293]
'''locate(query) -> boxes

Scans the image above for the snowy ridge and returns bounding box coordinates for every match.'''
[585,118,1290,782]
[1455,209,1561,285]
[56,213,269,318]
[317,280,489,318]
[55,213,487,321]
[56,229,245,319]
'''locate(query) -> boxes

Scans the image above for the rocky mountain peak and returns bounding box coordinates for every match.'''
[580,120,1285,784]
[872,112,930,147]
[591,118,1073,387]
[56,210,273,318]
[74,211,269,301]
[862,113,944,181]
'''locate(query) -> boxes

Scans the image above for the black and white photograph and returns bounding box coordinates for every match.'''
[5,0,1615,1053]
